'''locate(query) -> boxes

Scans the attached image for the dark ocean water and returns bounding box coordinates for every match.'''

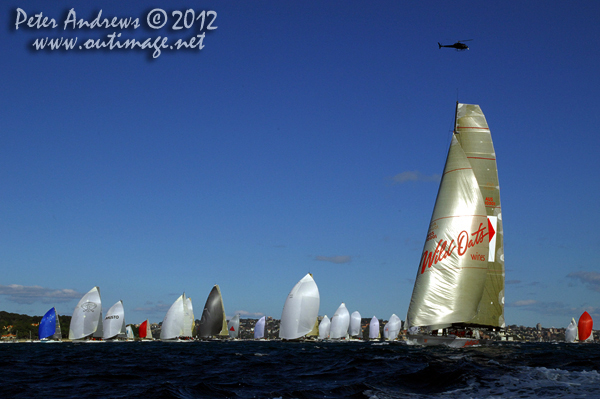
[1,340,599,398]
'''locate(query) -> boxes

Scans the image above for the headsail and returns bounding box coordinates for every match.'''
[279,273,320,340]
[69,286,102,340]
[407,130,489,328]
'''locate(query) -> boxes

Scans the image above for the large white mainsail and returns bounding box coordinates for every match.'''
[329,303,350,339]
[160,293,186,340]
[279,273,320,340]
[349,311,362,337]
[103,300,126,340]
[407,107,492,329]
[69,286,102,340]
[228,314,240,339]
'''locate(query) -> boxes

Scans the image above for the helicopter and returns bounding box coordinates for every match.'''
[438,40,472,51]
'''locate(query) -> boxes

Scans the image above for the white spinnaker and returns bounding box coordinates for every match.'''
[565,318,577,343]
[103,300,125,340]
[386,314,401,340]
[349,311,362,337]
[69,286,102,340]
[318,316,331,340]
[160,294,185,340]
[254,316,266,339]
[279,273,320,339]
[329,303,350,339]
[369,316,380,339]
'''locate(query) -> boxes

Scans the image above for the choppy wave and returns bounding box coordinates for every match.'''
[0,341,598,398]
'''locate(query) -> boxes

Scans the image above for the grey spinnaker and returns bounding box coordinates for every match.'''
[198,285,228,338]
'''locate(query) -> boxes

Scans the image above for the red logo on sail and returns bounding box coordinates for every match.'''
[420,223,488,274]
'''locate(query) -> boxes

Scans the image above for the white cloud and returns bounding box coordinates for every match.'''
[392,171,441,184]
[567,271,600,293]
[315,255,351,264]
[231,310,264,318]
[0,284,82,304]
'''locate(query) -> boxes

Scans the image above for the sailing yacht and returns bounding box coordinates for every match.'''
[198,285,229,339]
[406,103,505,347]
[279,273,320,341]
[39,307,62,341]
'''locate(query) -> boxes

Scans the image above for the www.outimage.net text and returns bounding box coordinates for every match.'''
[14,8,218,58]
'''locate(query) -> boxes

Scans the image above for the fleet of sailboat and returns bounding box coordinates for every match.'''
[15,103,600,345]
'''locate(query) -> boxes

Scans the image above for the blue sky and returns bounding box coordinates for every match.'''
[1,1,599,329]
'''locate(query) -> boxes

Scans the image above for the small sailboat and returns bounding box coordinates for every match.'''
[329,303,350,340]
[406,102,504,348]
[385,314,401,341]
[279,273,320,340]
[228,314,240,339]
[69,286,104,341]
[368,316,380,340]
[254,316,266,340]
[103,300,126,340]
[565,318,577,343]
[349,311,362,339]
[318,315,331,340]
[139,320,153,340]
[578,311,594,342]
[39,307,62,341]
[198,285,229,339]
[160,293,193,341]
[125,325,134,340]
